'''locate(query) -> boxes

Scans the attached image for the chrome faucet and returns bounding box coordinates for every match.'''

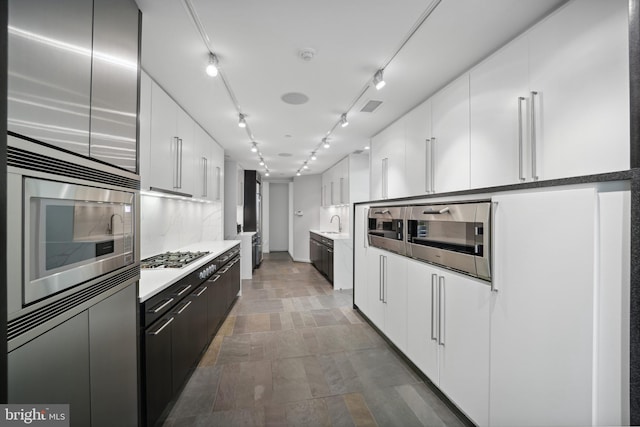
[330,214,342,233]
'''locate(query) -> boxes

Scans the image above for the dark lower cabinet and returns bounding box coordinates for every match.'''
[144,316,173,427]
[171,298,200,395]
[310,232,334,285]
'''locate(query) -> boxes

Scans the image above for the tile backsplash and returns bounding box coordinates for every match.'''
[140,195,223,258]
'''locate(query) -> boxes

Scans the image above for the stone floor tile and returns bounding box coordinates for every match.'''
[343,393,378,427]
[284,398,331,427]
[325,395,357,427]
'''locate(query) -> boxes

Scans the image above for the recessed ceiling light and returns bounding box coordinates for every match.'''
[281,92,309,105]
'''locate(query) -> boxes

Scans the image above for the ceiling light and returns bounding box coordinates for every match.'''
[303,162,308,170]
[373,69,386,90]
[205,53,219,77]
[311,153,317,161]
[265,171,270,177]
[250,142,258,152]
[296,171,301,176]
[238,113,247,128]
[340,113,349,128]
[323,138,330,149]
[364,145,370,150]
[259,158,264,166]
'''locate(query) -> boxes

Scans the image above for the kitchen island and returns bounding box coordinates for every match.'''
[309,230,352,290]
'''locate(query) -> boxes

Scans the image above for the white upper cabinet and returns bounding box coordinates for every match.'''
[470,36,529,188]
[404,100,432,196]
[528,0,629,179]
[431,74,471,193]
[148,81,177,192]
[321,156,360,207]
[370,119,406,200]
[470,0,629,188]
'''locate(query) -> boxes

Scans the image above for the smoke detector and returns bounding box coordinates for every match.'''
[298,48,316,61]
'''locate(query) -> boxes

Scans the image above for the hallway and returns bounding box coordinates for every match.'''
[162,252,467,426]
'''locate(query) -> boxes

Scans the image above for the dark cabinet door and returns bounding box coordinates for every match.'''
[229,260,241,303]
[206,274,224,338]
[327,248,334,284]
[171,298,199,394]
[191,287,209,357]
[144,316,174,427]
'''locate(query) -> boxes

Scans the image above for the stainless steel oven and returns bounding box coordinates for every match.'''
[367,206,406,255]
[406,201,491,281]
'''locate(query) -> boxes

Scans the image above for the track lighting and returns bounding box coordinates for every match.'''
[259,158,265,166]
[250,142,258,152]
[265,170,270,177]
[303,162,308,170]
[296,171,301,176]
[373,69,386,90]
[340,113,349,128]
[311,152,317,161]
[323,138,330,149]
[206,53,219,77]
[238,113,247,128]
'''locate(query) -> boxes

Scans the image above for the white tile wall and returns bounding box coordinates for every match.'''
[140,194,223,258]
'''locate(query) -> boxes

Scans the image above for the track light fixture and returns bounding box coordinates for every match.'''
[206,53,219,77]
[303,162,308,170]
[265,170,270,177]
[250,142,258,152]
[259,158,265,166]
[296,171,301,176]
[373,69,386,90]
[311,152,317,161]
[340,113,349,128]
[238,113,247,128]
[322,138,330,149]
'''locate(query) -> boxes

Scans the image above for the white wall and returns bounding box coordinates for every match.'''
[140,194,223,259]
[269,182,289,251]
[292,174,321,262]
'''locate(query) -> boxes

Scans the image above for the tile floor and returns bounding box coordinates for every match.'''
[162,252,467,427]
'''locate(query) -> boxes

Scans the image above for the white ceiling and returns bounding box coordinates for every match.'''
[136,0,566,179]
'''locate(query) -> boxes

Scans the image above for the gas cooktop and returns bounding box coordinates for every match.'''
[140,251,210,269]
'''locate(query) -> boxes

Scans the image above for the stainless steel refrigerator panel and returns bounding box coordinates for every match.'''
[8,0,93,154]
[90,0,139,172]
[89,283,138,427]
[8,311,91,426]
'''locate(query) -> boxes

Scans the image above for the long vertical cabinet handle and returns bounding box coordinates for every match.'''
[518,97,526,182]
[363,208,369,248]
[173,137,180,189]
[431,273,438,341]
[216,166,221,200]
[530,91,539,181]
[176,138,183,189]
[202,157,208,197]
[379,255,383,301]
[491,201,499,293]
[382,255,387,304]
[425,139,431,194]
[430,138,436,193]
[382,158,388,199]
[438,276,445,346]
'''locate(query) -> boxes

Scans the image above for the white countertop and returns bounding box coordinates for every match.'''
[309,229,351,241]
[237,231,256,236]
[139,240,240,302]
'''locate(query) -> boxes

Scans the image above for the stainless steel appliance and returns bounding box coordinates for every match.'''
[367,206,407,255]
[243,170,263,267]
[406,201,491,281]
[23,177,135,305]
[141,251,209,269]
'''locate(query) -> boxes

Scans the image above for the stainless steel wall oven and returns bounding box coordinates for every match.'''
[367,206,406,255]
[406,201,491,281]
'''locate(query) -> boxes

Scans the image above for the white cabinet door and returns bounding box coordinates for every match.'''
[366,247,386,330]
[528,0,629,180]
[438,271,490,427]
[176,107,194,195]
[432,74,470,193]
[193,125,212,200]
[370,120,405,200]
[490,188,597,427]
[383,251,407,352]
[470,36,529,188]
[404,100,432,196]
[406,258,439,383]
[369,136,383,201]
[149,81,177,192]
[353,205,369,313]
[211,140,224,202]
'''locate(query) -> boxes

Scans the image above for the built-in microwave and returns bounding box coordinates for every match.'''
[406,201,491,281]
[22,177,135,305]
[367,206,406,255]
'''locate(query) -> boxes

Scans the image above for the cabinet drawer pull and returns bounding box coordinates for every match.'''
[176,284,191,296]
[148,298,174,314]
[430,137,436,193]
[210,274,221,283]
[195,286,207,297]
[149,317,174,335]
[176,300,192,315]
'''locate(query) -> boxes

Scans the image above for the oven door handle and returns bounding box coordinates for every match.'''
[422,207,450,215]
[372,209,390,215]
